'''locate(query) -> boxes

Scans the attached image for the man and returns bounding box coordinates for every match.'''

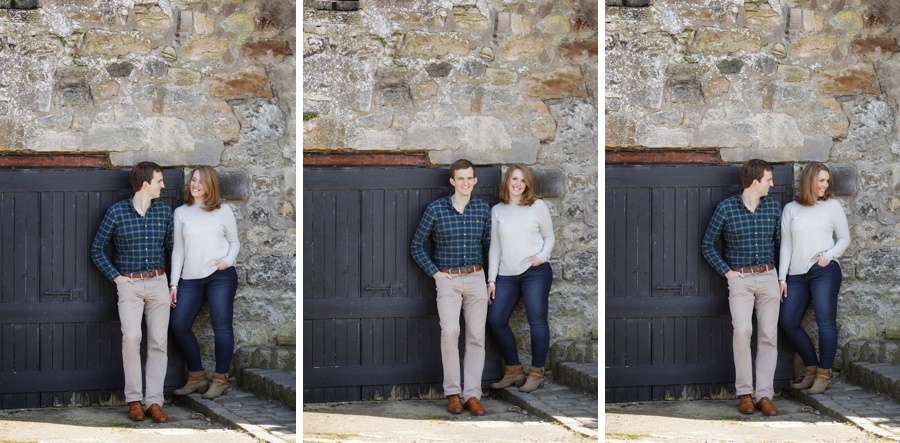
[410,159,492,416]
[701,159,782,416]
[91,161,174,423]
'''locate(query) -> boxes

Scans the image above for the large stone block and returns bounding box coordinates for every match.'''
[532,166,564,198]
[828,163,856,196]
[79,31,151,56]
[819,64,881,96]
[852,36,898,61]
[219,168,250,200]
[244,40,293,64]
[134,3,173,30]
[792,34,838,58]
[499,38,545,61]
[452,5,489,31]
[182,38,229,60]
[55,82,93,107]
[525,67,588,99]
[209,68,274,100]
[689,28,761,53]
[399,31,468,57]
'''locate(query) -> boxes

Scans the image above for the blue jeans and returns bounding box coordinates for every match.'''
[487,262,552,368]
[170,267,238,374]
[779,261,842,369]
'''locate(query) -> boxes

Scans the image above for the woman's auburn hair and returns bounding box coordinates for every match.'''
[184,165,223,211]
[797,162,833,206]
[498,164,538,206]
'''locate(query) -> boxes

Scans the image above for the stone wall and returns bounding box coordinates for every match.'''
[0,0,296,372]
[606,0,900,368]
[303,0,599,366]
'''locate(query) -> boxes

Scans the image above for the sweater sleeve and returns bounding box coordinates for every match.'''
[221,204,241,267]
[169,206,185,284]
[487,206,500,282]
[823,200,850,262]
[778,203,793,281]
[534,200,555,264]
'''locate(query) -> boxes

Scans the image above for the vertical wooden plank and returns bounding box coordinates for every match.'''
[382,189,397,290]
[674,318,686,365]
[333,190,350,300]
[335,319,347,367]
[371,190,385,287]
[302,190,314,295]
[347,190,361,298]
[662,187,676,290]
[686,317,699,364]
[395,189,409,297]
[396,318,408,365]
[383,318,396,365]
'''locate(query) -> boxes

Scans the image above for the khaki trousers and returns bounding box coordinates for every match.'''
[117,274,170,407]
[435,270,488,402]
[727,268,780,402]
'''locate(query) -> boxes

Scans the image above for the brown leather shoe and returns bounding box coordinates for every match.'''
[463,397,486,416]
[145,403,169,423]
[446,394,463,414]
[756,397,778,416]
[127,401,145,421]
[738,394,755,414]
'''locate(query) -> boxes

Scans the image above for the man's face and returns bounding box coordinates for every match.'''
[144,171,165,199]
[450,167,477,198]
[753,169,774,196]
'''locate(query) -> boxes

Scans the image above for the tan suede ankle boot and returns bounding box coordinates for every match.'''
[807,368,833,394]
[518,366,545,393]
[173,370,209,395]
[490,364,526,389]
[790,365,817,390]
[202,372,230,399]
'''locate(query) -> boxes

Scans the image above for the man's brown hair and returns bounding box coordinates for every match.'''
[130,161,162,192]
[449,159,476,179]
[498,164,539,206]
[184,165,223,211]
[739,159,773,189]
[796,162,833,206]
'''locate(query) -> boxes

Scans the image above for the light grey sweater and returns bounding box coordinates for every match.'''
[488,199,555,282]
[778,198,850,279]
[171,203,240,282]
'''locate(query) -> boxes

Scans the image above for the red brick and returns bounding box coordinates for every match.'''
[303,152,428,167]
[605,150,720,164]
[0,154,108,168]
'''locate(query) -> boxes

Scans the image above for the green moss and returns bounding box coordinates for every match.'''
[303,112,319,121]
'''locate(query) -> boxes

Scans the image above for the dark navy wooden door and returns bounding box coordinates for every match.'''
[303,167,502,402]
[0,169,184,408]
[605,164,795,402]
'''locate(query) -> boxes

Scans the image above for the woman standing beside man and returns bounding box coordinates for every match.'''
[487,164,555,393]
[779,162,850,394]
[169,166,241,399]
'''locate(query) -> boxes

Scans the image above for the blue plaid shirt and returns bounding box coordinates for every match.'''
[90,198,174,281]
[410,195,491,277]
[701,194,781,276]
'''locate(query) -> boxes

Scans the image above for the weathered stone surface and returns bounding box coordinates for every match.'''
[852,36,898,61]
[244,40,292,64]
[499,38,545,60]
[55,82,93,107]
[792,34,838,58]
[716,58,743,74]
[209,68,274,100]
[666,77,703,103]
[819,64,881,96]
[182,38,229,60]
[745,1,783,27]
[538,14,571,40]
[425,62,451,78]
[831,9,863,35]
[97,81,120,100]
[400,32,468,57]
[830,164,857,196]
[778,64,811,82]
[525,67,588,99]
[559,39,598,63]
[79,31,151,55]
[689,28,762,53]
[453,5,489,31]
[134,3,173,30]
[218,169,250,200]
[374,81,412,107]
[804,10,824,32]
[106,61,133,78]
[510,14,532,36]
[487,68,517,85]
[168,68,201,86]
[223,13,256,39]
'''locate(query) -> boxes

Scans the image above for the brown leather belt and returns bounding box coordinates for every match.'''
[439,264,483,275]
[121,268,165,279]
[732,263,774,274]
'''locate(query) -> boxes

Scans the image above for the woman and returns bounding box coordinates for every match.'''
[779,162,849,394]
[487,164,555,393]
[169,166,240,399]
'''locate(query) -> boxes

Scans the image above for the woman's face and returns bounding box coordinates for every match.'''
[507,169,526,200]
[816,170,830,198]
[190,170,207,201]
